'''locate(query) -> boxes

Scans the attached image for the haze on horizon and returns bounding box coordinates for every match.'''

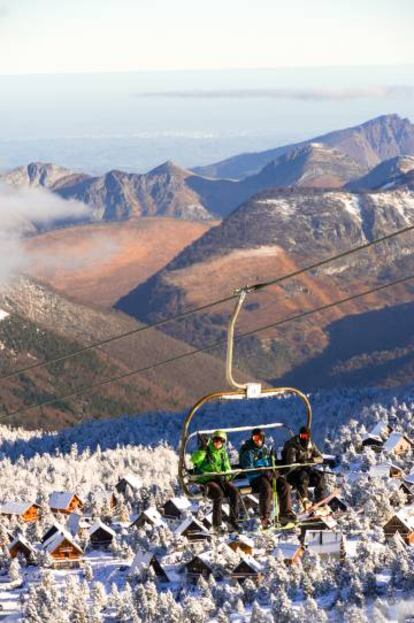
[0,0,413,75]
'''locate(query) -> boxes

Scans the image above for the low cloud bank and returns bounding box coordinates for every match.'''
[0,183,89,285]
[137,85,414,101]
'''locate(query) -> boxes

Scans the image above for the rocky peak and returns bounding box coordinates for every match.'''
[2,161,78,190]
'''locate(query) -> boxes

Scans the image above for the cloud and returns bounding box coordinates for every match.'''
[0,183,89,285]
[136,85,414,101]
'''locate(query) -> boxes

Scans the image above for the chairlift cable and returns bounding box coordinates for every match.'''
[1,222,413,383]
[3,270,414,423]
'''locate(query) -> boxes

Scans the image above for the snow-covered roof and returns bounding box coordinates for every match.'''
[129,549,154,575]
[404,472,414,486]
[119,474,142,490]
[89,519,116,538]
[8,534,35,554]
[383,432,412,452]
[368,421,391,438]
[0,309,9,322]
[66,513,81,536]
[0,501,38,515]
[386,509,414,531]
[164,496,192,511]
[305,530,344,556]
[235,554,262,573]
[44,529,83,555]
[232,534,254,548]
[273,542,302,559]
[137,507,166,527]
[369,462,401,478]
[48,491,80,510]
[174,516,209,536]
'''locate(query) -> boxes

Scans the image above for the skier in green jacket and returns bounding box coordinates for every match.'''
[191,430,240,531]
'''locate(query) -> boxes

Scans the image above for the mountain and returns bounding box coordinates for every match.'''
[194,114,414,179]
[0,277,230,429]
[56,161,213,222]
[348,155,414,191]
[2,161,88,190]
[244,143,364,189]
[116,185,414,387]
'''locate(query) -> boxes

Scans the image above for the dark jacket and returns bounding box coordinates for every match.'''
[282,435,323,466]
[191,441,231,484]
[239,439,273,483]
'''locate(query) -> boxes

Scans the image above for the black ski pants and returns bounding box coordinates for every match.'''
[204,479,240,528]
[250,472,292,520]
[287,468,328,502]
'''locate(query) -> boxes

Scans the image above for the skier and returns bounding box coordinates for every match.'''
[282,426,328,509]
[191,430,240,532]
[239,428,296,529]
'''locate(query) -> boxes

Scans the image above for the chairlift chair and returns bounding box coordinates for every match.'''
[178,287,313,499]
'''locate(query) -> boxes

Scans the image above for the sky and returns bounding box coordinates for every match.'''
[0,0,413,74]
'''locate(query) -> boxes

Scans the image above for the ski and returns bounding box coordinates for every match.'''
[298,488,341,520]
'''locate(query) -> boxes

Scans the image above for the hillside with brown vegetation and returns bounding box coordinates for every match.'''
[24,217,213,307]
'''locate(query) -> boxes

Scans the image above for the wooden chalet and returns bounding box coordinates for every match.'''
[185,553,215,582]
[273,542,304,565]
[304,530,346,560]
[129,550,170,582]
[231,555,263,583]
[8,535,37,563]
[174,517,210,542]
[383,433,413,457]
[48,491,84,515]
[116,474,142,495]
[369,462,403,479]
[162,496,192,520]
[300,515,337,536]
[228,535,254,556]
[361,422,392,450]
[43,528,84,568]
[132,507,166,529]
[383,511,414,545]
[0,501,40,523]
[202,503,231,529]
[88,520,116,549]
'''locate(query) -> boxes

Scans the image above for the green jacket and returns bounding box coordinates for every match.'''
[191,440,232,483]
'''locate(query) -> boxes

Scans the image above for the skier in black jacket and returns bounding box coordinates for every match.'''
[282,426,328,509]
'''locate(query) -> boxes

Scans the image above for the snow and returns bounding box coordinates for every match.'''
[89,519,116,538]
[0,309,9,322]
[341,193,363,226]
[165,496,192,511]
[383,431,411,452]
[44,529,83,554]
[48,491,78,510]
[0,502,36,515]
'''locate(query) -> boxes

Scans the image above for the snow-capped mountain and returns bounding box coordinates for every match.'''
[116,185,414,388]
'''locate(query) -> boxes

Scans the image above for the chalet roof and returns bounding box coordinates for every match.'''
[44,529,83,555]
[129,549,154,574]
[386,510,414,531]
[186,551,215,570]
[89,519,116,538]
[234,554,262,573]
[369,462,402,478]
[43,525,75,549]
[383,432,412,452]
[164,496,192,511]
[273,542,302,560]
[135,507,166,527]
[231,534,254,548]
[369,422,391,437]
[404,472,414,486]
[8,535,36,554]
[174,516,209,537]
[0,501,38,515]
[118,474,142,490]
[48,491,81,510]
